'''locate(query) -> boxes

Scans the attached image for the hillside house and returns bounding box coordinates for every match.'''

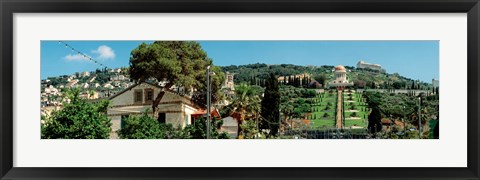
[107,82,199,138]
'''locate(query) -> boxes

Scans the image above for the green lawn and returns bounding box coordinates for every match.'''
[309,92,337,120]
[344,111,369,119]
[343,101,367,106]
[342,92,369,128]
[310,110,335,119]
[344,119,367,127]
[310,119,335,128]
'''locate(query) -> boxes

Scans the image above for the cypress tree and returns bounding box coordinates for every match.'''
[260,73,281,136]
[367,106,382,133]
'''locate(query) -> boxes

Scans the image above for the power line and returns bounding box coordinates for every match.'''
[58,41,110,70]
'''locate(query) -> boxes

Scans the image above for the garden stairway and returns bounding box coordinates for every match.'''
[336,90,344,129]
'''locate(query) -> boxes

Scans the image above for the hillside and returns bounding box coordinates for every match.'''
[220,63,433,90]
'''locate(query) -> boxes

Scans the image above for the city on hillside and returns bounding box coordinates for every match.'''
[40,41,439,139]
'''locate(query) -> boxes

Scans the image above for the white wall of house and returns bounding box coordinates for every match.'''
[110,115,121,139]
[181,104,197,127]
[221,116,238,138]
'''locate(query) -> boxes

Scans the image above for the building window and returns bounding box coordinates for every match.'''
[158,113,166,124]
[145,88,154,103]
[134,89,143,104]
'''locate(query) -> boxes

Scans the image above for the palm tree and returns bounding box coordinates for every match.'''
[280,103,294,131]
[224,84,261,138]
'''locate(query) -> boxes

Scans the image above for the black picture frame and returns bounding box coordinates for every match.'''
[1,0,479,179]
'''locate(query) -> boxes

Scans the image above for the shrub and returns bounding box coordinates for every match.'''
[350,112,358,117]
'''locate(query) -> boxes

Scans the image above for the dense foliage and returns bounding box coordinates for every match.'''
[363,91,439,124]
[184,117,229,139]
[279,86,315,120]
[118,113,228,139]
[239,119,263,139]
[41,89,112,139]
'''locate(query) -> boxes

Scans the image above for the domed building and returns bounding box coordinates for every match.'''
[328,65,353,90]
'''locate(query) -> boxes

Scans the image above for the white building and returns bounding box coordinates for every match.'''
[80,91,99,99]
[107,82,199,139]
[109,68,122,73]
[81,71,90,77]
[103,83,114,89]
[66,79,79,88]
[44,85,60,96]
[111,75,127,81]
[113,81,121,87]
[432,78,439,94]
[328,65,353,90]
[91,83,101,88]
[121,82,130,88]
[222,71,235,91]
[81,83,89,89]
[88,75,96,83]
[357,60,384,72]
[432,78,439,88]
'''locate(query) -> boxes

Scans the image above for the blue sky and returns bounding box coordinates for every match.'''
[41,40,439,82]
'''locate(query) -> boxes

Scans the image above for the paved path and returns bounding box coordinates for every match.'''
[336,90,344,129]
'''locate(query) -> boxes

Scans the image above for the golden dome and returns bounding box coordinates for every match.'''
[335,65,346,71]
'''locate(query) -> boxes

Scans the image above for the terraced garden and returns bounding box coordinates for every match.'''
[287,88,370,130]
[309,90,337,129]
[343,90,369,128]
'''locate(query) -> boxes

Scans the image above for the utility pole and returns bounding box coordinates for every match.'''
[206,66,211,139]
[418,97,422,139]
[403,105,406,139]
[255,113,259,139]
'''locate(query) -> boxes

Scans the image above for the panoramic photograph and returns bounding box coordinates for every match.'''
[40,41,439,139]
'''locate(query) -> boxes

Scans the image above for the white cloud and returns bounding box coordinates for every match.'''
[91,45,115,60]
[63,54,89,61]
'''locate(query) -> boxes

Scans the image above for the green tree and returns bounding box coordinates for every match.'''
[239,119,263,139]
[260,73,281,136]
[41,88,112,139]
[313,74,327,86]
[129,41,225,118]
[280,103,294,129]
[368,106,382,133]
[184,117,229,139]
[224,84,262,138]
